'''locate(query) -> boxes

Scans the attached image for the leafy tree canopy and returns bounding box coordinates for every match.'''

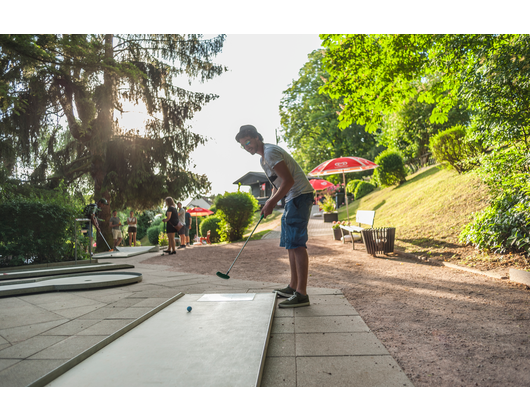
[320,33,530,191]
[279,49,383,180]
[320,34,530,143]
[319,34,433,132]
[377,82,470,167]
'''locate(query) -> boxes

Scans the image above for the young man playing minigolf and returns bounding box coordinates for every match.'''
[236,124,314,308]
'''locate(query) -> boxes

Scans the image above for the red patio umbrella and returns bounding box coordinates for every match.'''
[308,157,378,220]
[187,207,214,241]
[309,178,336,191]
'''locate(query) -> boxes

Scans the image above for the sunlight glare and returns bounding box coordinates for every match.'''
[116,101,150,133]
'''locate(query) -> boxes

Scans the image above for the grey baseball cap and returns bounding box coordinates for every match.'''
[235,124,258,141]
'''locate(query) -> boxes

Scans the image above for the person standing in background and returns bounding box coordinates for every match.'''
[184,207,192,246]
[177,202,187,249]
[162,197,179,255]
[109,210,123,249]
[127,211,138,247]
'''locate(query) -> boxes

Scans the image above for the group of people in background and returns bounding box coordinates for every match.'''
[87,198,193,254]
[83,199,136,252]
[109,210,138,248]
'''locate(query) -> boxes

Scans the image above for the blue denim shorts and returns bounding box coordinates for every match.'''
[280,193,314,249]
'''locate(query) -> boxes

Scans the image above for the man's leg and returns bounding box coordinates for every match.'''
[288,247,309,296]
[277,193,313,307]
[178,233,186,248]
[287,249,298,290]
[279,246,310,307]
[276,194,311,295]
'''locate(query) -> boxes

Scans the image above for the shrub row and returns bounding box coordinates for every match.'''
[345,179,376,201]
[0,197,81,267]
[460,191,530,254]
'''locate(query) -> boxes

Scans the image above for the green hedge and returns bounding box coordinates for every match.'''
[0,197,80,267]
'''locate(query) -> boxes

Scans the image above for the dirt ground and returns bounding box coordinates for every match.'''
[396,239,530,275]
[144,234,530,387]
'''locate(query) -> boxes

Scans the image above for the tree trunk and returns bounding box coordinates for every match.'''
[92,34,114,252]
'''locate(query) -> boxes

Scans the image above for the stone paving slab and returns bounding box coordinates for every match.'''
[296,356,413,387]
[295,332,390,356]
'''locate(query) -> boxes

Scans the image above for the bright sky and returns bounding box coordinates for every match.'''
[119,34,322,200]
[187,34,322,197]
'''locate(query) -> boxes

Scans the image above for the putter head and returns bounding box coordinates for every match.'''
[216,271,230,279]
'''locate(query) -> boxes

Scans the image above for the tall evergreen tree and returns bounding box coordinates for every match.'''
[0,34,226,249]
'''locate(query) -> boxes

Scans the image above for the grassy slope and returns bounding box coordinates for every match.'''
[337,165,489,255]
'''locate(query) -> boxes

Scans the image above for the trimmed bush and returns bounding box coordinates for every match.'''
[136,209,158,241]
[199,216,222,243]
[346,179,362,195]
[354,181,376,200]
[215,192,259,242]
[429,125,481,174]
[147,218,165,245]
[373,150,407,187]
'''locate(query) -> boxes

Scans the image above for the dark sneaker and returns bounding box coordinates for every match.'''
[278,291,310,308]
[177,245,186,249]
[273,285,296,298]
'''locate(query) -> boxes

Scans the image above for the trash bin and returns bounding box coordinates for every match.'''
[361,227,396,256]
[335,193,345,208]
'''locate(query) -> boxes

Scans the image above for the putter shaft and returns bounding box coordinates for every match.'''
[224,214,264,276]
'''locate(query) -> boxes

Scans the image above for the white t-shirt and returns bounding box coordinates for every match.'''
[178,207,186,224]
[260,143,313,203]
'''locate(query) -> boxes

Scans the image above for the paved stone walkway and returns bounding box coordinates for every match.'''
[0,209,412,387]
